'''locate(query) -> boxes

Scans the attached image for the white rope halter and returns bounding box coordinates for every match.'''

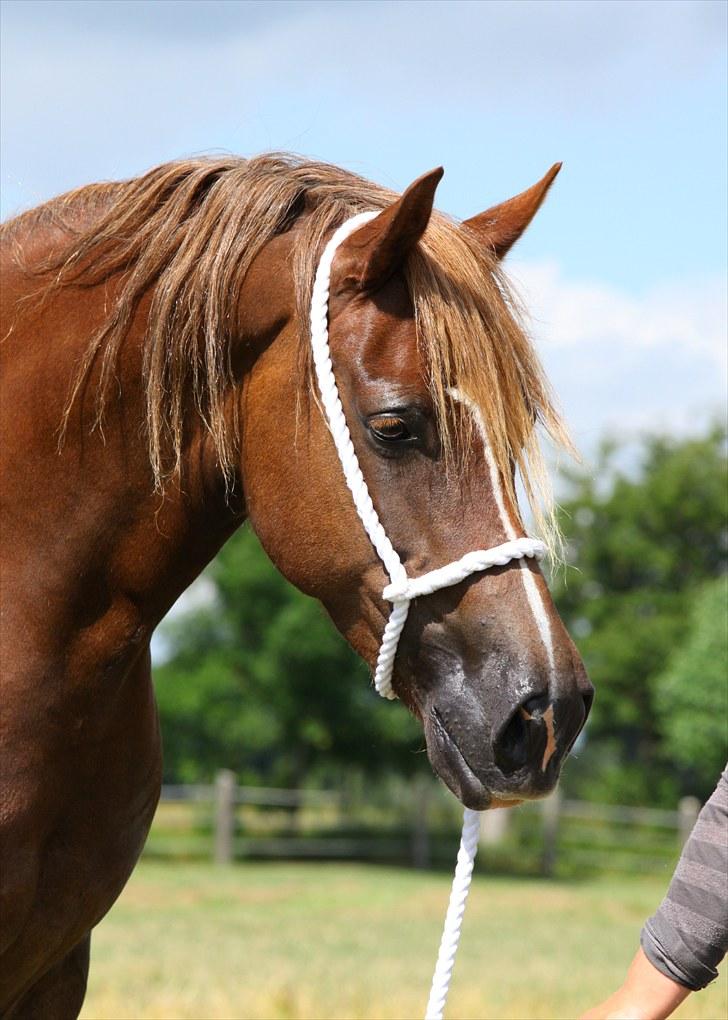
[309,210,546,1020]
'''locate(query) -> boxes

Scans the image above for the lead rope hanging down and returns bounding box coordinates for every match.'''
[309,211,546,1020]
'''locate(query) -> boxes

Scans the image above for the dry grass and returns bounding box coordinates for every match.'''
[81,861,726,1020]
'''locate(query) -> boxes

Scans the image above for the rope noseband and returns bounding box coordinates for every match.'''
[309,211,546,1019]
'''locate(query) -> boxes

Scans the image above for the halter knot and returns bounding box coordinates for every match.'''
[382,538,546,603]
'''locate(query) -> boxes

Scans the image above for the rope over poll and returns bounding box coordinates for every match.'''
[309,211,546,1020]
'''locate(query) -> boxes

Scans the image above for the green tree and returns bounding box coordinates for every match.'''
[552,426,727,805]
[154,526,421,785]
[155,427,727,803]
[654,577,728,800]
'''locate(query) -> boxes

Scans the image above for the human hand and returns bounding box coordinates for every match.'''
[579,948,690,1020]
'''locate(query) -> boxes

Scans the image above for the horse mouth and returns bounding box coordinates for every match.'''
[426,707,496,811]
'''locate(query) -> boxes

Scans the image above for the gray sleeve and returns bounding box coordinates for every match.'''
[641,766,728,991]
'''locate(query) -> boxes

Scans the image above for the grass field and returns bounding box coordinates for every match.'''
[81,861,726,1020]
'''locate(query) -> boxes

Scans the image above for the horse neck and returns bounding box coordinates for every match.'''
[1,215,297,637]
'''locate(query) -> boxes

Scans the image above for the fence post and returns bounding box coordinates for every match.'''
[214,769,236,865]
[479,806,510,847]
[540,787,562,877]
[411,775,431,869]
[678,796,700,849]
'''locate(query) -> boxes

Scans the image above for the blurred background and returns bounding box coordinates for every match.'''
[2,1,726,1017]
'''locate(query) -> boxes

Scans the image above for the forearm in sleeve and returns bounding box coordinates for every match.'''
[641,766,728,991]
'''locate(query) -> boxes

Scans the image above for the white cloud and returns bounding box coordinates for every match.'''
[2,0,725,215]
[2,1,723,447]
[507,261,727,443]
[511,261,726,363]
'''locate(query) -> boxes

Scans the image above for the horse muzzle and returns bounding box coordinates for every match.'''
[421,664,594,810]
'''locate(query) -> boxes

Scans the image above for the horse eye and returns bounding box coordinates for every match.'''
[368,415,411,443]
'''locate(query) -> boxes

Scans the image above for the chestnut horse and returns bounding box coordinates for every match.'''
[0,155,592,1018]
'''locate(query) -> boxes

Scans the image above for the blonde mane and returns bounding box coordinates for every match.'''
[5,153,570,547]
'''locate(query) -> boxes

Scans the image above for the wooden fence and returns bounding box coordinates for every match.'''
[144,773,701,876]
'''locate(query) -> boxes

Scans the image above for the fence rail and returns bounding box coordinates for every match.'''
[161,781,341,808]
[145,774,700,876]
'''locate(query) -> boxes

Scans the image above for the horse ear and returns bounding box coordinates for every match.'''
[337,167,443,291]
[463,163,562,259]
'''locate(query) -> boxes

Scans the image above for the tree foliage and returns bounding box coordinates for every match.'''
[154,526,421,785]
[654,576,728,798]
[155,425,727,806]
[552,426,727,804]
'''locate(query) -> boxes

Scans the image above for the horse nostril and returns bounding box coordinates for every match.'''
[494,692,549,776]
[495,690,591,779]
[521,692,551,720]
[494,692,559,777]
[494,709,529,775]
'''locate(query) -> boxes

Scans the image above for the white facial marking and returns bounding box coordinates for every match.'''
[448,390,557,717]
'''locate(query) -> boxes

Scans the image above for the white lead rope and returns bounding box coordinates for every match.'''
[310,211,546,1019]
[425,807,481,1020]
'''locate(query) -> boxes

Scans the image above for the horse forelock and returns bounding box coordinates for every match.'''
[5,153,570,551]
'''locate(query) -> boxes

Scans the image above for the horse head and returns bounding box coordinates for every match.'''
[0,155,594,1013]
[242,165,593,810]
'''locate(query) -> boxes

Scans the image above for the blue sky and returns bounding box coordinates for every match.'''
[2,0,726,451]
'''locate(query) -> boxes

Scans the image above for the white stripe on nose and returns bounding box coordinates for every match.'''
[449,389,556,683]
[482,439,556,679]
